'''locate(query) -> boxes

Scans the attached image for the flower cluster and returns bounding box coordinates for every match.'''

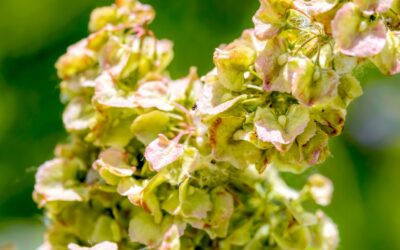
[200,0,400,174]
[33,0,400,249]
[36,147,337,249]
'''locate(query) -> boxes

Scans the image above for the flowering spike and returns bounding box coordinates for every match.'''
[34,0,400,249]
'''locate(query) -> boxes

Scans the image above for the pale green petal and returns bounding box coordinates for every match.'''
[89,6,118,32]
[302,129,330,165]
[288,57,339,106]
[142,191,163,224]
[94,148,135,177]
[87,105,136,148]
[56,41,96,80]
[117,177,143,196]
[233,128,273,150]
[129,207,174,248]
[63,97,96,134]
[160,225,181,250]
[90,216,121,243]
[179,182,212,219]
[286,57,314,92]
[94,73,137,109]
[34,158,88,206]
[120,38,173,79]
[214,42,256,91]
[131,111,170,145]
[294,67,339,106]
[333,54,358,75]
[371,31,400,75]
[272,227,311,250]
[168,68,201,105]
[255,37,291,93]
[197,79,247,116]
[135,81,174,111]
[253,0,291,39]
[271,129,329,173]
[306,174,333,206]
[162,190,180,215]
[209,116,266,170]
[115,0,155,26]
[335,74,363,108]
[204,187,234,238]
[227,221,252,246]
[296,121,317,146]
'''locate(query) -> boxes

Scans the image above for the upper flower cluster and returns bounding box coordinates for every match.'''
[198,0,400,173]
[254,0,400,73]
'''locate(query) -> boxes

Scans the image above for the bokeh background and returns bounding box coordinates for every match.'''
[1,0,400,249]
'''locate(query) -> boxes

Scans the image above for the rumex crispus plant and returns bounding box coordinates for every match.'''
[34,0,400,249]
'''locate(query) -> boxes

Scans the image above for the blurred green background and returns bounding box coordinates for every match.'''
[0,0,400,249]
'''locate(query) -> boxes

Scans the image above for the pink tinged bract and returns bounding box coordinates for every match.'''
[332,3,387,57]
[94,73,137,108]
[307,174,333,206]
[289,57,340,106]
[253,0,289,40]
[255,38,290,92]
[63,97,95,133]
[145,134,184,171]
[93,147,135,177]
[354,0,393,13]
[34,158,85,206]
[254,105,310,151]
[253,17,280,40]
[197,82,246,115]
[56,40,96,80]
[135,81,174,111]
[294,0,338,16]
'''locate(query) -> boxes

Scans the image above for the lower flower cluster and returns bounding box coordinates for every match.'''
[35,137,337,249]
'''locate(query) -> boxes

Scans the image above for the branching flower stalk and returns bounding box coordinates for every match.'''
[34,0,400,249]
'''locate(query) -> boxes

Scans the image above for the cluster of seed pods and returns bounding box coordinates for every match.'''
[34,0,400,249]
